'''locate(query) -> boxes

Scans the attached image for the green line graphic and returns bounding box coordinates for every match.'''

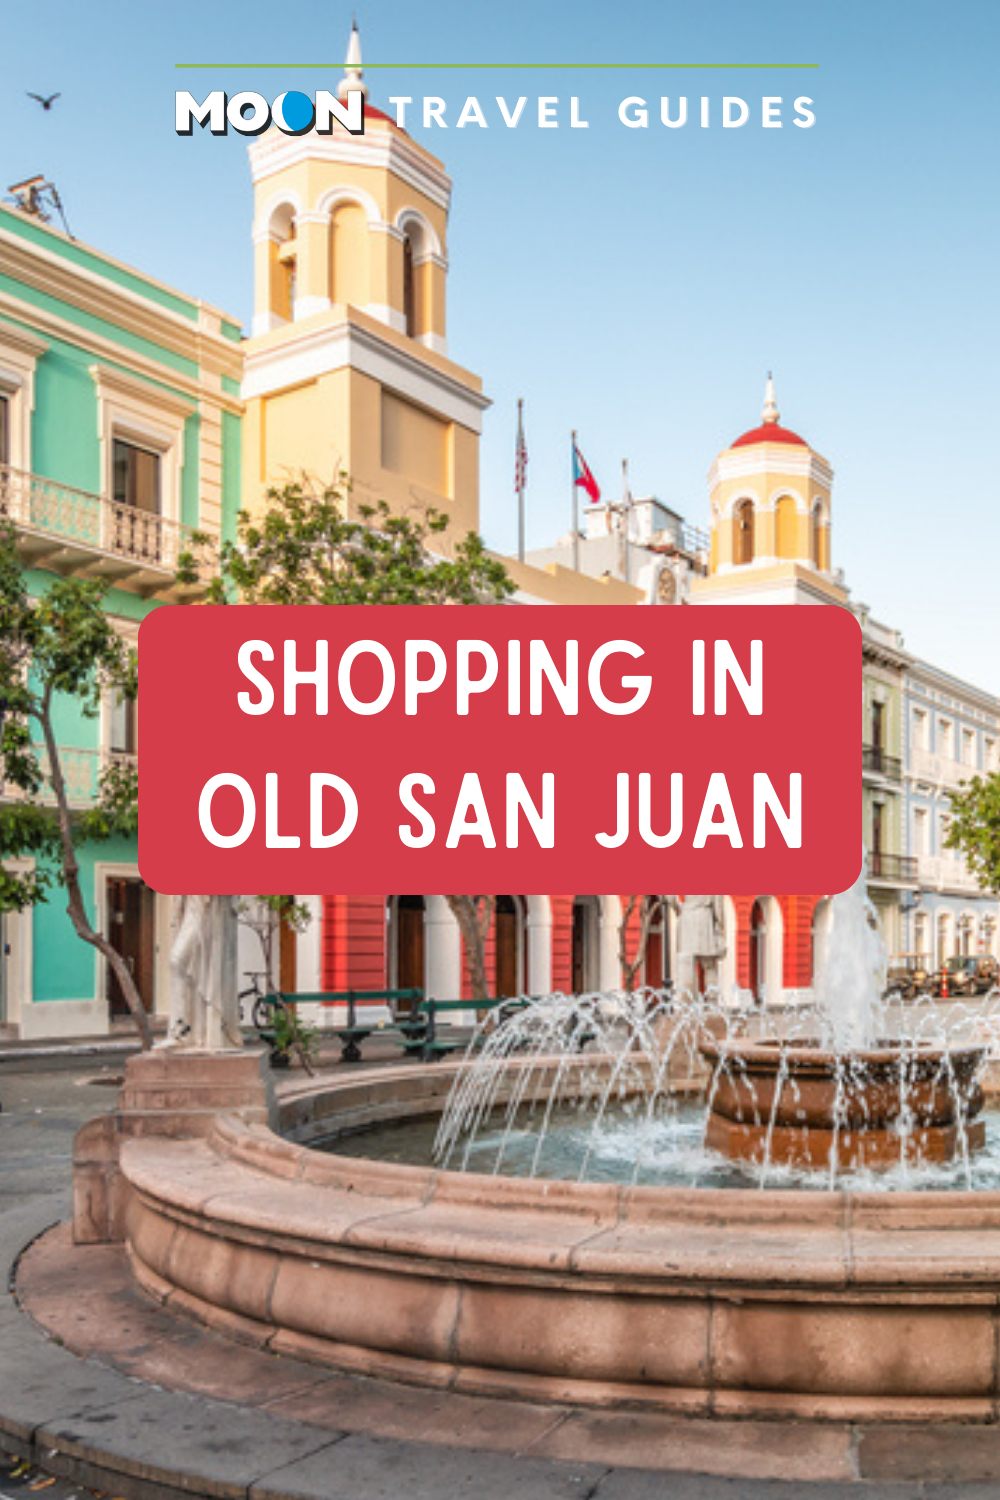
[174,62,818,70]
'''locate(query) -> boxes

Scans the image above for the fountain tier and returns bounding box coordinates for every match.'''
[701,1038,987,1171]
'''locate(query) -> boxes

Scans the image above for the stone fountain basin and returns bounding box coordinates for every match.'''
[105,1054,1000,1422]
[699,1038,987,1170]
[700,1038,987,1130]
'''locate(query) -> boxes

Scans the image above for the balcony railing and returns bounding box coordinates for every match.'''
[0,464,197,578]
[916,854,985,896]
[4,747,136,809]
[862,744,902,780]
[909,745,979,789]
[868,850,918,883]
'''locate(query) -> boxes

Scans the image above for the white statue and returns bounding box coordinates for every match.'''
[666,894,727,996]
[160,894,241,1050]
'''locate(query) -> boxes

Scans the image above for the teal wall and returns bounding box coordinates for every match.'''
[31,336,102,490]
[31,834,139,1003]
[1,206,245,1021]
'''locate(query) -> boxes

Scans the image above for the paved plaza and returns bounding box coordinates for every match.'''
[2,1057,1000,1499]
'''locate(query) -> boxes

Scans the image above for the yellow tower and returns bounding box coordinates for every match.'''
[690,377,846,607]
[241,27,488,541]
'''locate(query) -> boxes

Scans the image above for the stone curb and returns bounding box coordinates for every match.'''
[0,1202,994,1500]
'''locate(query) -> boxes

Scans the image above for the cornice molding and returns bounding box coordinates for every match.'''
[248,131,452,213]
[0,228,243,383]
[0,289,244,417]
[89,362,197,421]
[243,317,489,430]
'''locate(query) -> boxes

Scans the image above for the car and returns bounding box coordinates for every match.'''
[929,954,999,998]
[884,954,933,999]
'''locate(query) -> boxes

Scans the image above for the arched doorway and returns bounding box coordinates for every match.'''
[811,897,833,990]
[749,900,766,1003]
[390,895,425,995]
[572,896,600,993]
[494,895,526,997]
[643,897,671,989]
[748,895,784,1005]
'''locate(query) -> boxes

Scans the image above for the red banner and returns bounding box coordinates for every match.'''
[139,604,861,895]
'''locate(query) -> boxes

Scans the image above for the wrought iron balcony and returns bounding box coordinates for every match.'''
[868,850,918,884]
[862,744,902,780]
[0,464,200,596]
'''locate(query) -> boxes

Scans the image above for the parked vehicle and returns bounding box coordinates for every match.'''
[929,954,999,998]
[884,954,933,999]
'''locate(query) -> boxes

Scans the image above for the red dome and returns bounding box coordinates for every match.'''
[732,421,807,449]
[364,103,406,134]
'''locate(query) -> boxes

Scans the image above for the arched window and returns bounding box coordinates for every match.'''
[733,499,755,565]
[936,910,952,966]
[811,501,824,568]
[268,204,297,322]
[402,234,416,337]
[775,495,797,559]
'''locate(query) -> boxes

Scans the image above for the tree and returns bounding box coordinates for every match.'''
[178,481,514,608]
[0,523,150,1046]
[944,774,1000,893]
[178,480,515,1001]
[445,895,496,1002]
[618,895,661,993]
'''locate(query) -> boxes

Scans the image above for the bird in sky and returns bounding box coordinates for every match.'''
[26,92,60,110]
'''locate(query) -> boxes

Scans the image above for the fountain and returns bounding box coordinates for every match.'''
[701,867,988,1173]
[433,866,991,1187]
[68,870,1000,1422]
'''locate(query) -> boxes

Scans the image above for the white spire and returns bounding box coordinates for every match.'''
[338,19,369,101]
[762,371,779,425]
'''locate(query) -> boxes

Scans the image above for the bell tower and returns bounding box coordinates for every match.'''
[690,376,846,607]
[241,26,488,542]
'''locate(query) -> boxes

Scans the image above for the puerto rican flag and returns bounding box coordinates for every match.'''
[572,440,601,504]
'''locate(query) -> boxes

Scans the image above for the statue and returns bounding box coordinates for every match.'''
[160,894,241,1050]
[666,894,727,996]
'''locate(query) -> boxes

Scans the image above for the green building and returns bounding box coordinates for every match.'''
[0,197,242,1039]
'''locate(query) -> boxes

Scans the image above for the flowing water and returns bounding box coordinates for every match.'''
[326,871,1000,1191]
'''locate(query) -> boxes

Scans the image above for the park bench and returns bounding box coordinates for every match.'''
[418,996,530,1059]
[259,988,425,1062]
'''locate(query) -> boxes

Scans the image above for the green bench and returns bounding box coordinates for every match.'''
[263,991,536,1064]
[418,996,530,1059]
[269,988,426,1062]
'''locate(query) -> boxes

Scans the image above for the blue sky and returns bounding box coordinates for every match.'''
[4,0,999,689]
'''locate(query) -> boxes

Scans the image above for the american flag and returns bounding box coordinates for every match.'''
[514,399,527,493]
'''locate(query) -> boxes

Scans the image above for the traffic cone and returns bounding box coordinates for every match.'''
[941,970,949,999]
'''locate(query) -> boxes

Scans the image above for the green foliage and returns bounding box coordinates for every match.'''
[79,758,140,843]
[271,1002,320,1067]
[176,482,514,607]
[254,892,312,933]
[0,804,59,908]
[944,774,1000,894]
[0,520,139,913]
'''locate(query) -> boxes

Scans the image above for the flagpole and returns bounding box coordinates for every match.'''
[621,458,630,586]
[516,398,525,563]
[571,429,580,572]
